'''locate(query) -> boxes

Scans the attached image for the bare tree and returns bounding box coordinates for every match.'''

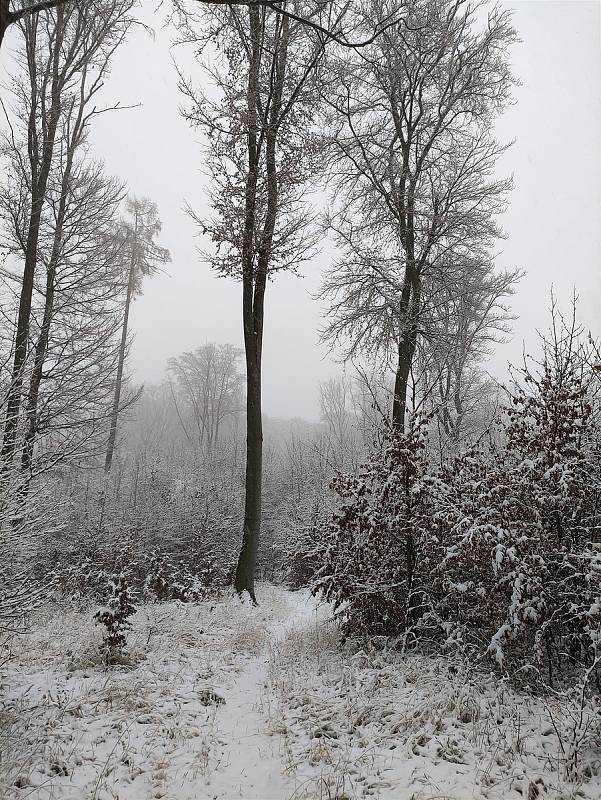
[2,160,127,481]
[104,197,170,473]
[2,0,409,52]
[178,0,324,600]
[1,23,130,477]
[321,0,517,431]
[0,0,135,474]
[318,375,363,472]
[168,343,243,453]
[416,264,516,447]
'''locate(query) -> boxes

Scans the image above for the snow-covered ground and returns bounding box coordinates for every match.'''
[1,585,600,799]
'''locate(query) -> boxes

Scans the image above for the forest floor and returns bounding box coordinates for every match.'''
[1,584,600,800]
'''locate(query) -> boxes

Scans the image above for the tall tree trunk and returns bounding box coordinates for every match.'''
[392,272,416,431]
[235,279,264,602]
[1,9,64,471]
[392,190,420,432]
[104,251,135,473]
[392,334,413,432]
[21,102,81,479]
[392,284,420,432]
[20,248,57,478]
[233,4,262,601]
[233,8,288,601]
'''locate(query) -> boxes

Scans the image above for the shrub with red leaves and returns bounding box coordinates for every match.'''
[314,317,601,682]
[313,415,434,641]
[431,329,601,677]
[94,572,137,658]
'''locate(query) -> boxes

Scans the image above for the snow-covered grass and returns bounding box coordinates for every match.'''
[0,587,284,799]
[1,585,600,800]
[266,602,601,800]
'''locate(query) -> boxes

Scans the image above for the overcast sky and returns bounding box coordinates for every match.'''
[4,0,600,421]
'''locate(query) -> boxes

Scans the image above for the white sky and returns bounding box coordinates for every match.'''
[3,0,600,421]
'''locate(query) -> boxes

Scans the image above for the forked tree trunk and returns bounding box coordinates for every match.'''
[0,0,67,49]
[233,7,288,602]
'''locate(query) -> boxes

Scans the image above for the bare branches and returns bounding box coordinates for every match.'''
[0,0,137,478]
[168,344,244,452]
[319,0,518,430]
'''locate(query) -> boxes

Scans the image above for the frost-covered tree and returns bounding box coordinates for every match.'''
[321,0,517,431]
[0,0,135,474]
[314,414,434,640]
[177,0,323,601]
[104,197,170,473]
[430,312,601,676]
[315,306,601,681]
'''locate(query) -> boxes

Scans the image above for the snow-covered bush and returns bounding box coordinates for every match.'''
[52,557,109,601]
[315,318,601,683]
[282,496,330,589]
[0,477,59,649]
[142,548,224,602]
[143,549,189,602]
[94,571,137,661]
[432,326,601,678]
[314,415,434,640]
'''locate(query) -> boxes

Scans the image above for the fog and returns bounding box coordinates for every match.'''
[19,0,601,421]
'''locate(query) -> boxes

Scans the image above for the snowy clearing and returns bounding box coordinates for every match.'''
[1,585,600,800]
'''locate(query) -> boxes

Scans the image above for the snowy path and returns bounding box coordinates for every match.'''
[2,585,601,800]
[195,591,317,800]
[0,585,319,800]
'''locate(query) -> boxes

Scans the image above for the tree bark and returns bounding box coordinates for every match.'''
[235,290,263,602]
[104,249,135,473]
[233,8,288,602]
[0,1,69,49]
[20,243,58,478]
[0,0,11,48]
[1,9,64,472]
[234,4,262,602]
[391,183,421,432]
[21,100,82,479]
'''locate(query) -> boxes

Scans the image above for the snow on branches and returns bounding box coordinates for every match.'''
[94,572,137,662]
[314,414,434,643]
[314,318,601,683]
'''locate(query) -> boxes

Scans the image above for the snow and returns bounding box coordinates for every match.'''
[1,585,600,799]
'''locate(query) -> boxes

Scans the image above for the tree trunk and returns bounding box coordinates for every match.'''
[20,253,57,478]
[0,0,10,48]
[233,7,288,602]
[104,253,135,473]
[234,288,263,603]
[1,8,64,471]
[392,337,412,432]
[392,271,416,431]
[0,1,68,49]
[21,104,80,479]
[392,188,420,432]
[233,4,261,601]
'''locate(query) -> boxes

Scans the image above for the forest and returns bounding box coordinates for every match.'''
[0,0,600,798]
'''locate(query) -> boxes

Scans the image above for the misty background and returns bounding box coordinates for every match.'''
[8,0,599,421]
